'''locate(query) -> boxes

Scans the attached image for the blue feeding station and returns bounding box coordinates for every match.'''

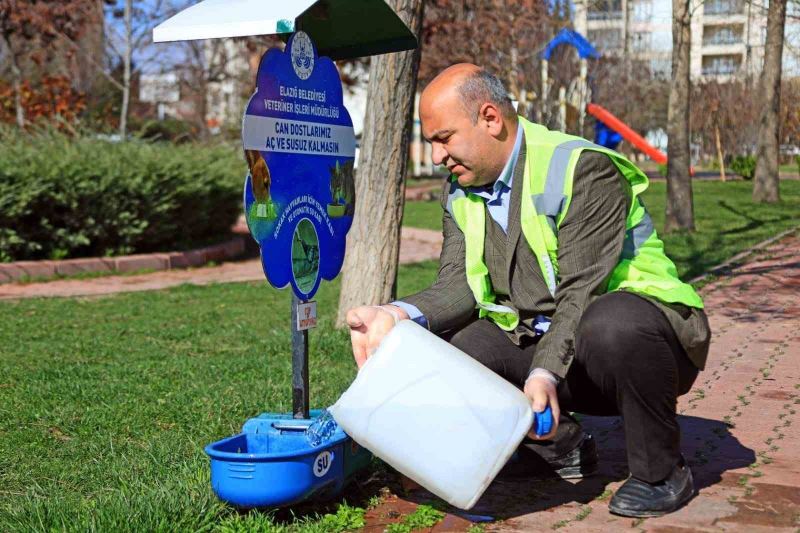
[154,0,417,509]
[205,411,371,508]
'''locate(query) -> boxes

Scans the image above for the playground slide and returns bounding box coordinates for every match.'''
[586,103,667,165]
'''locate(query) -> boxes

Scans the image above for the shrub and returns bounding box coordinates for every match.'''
[729,155,756,180]
[0,127,245,262]
[134,118,199,144]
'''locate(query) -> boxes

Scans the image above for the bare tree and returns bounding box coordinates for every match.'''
[177,38,238,137]
[781,78,800,153]
[420,0,562,123]
[103,0,188,134]
[592,57,671,138]
[665,0,694,232]
[336,0,425,326]
[753,0,788,203]
[0,32,24,127]
[690,80,757,177]
[119,0,132,137]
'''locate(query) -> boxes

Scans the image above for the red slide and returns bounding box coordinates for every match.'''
[586,103,667,165]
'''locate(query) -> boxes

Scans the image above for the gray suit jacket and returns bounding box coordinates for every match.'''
[402,137,710,378]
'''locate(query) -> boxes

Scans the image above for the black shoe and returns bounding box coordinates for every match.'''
[546,432,599,479]
[608,460,695,517]
[498,432,599,480]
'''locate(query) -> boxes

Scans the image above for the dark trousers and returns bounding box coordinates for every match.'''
[442,291,699,483]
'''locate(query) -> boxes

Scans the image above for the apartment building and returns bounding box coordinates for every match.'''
[574,0,800,79]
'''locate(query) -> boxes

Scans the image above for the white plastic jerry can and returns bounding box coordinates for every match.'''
[329,320,534,510]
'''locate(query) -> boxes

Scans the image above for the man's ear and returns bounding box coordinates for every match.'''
[478,102,504,137]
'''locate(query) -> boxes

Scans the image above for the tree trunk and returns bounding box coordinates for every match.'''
[753,0,786,203]
[665,0,694,232]
[623,0,632,77]
[10,54,24,128]
[336,0,425,327]
[119,0,132,139]
[197,73,210,140]
[508,46,520,109]
[714,125,726,182]
[2,34,25,128]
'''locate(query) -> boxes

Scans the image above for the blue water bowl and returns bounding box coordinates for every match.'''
[205,411,371,509]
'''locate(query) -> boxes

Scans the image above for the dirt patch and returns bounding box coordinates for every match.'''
[759,390,795,400]
[432,513,476,532]
[362,496,419,531]
[362,494,473,532]
[718,482,800,528]
[650,526,712,533]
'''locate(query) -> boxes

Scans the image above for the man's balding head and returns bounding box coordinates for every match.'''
[419,64,519,188]
[423,64,517,124]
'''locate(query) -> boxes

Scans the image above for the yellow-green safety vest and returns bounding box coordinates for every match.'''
[446,117,704,331]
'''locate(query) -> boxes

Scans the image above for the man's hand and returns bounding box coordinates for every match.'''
[523,376,561,440]
[346,305,409,368]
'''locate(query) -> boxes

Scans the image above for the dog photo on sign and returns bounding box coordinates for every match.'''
[245,149,277,220]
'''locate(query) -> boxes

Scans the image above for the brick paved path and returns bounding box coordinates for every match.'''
[363,233,800,532]
[0,228,442,300]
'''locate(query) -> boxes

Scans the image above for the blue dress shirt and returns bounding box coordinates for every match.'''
[394,123,524,326]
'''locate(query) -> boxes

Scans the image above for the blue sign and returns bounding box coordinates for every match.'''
[242,32,356,300]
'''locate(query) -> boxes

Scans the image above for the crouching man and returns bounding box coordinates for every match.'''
[347,64,710,517]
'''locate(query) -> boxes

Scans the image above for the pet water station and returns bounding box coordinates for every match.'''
[154,0,417,508]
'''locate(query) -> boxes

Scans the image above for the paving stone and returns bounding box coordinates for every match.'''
[114,254,169,273]
[0,263,26,282]
[55,258,113,277]
[714,481,800,530]
[11,260,57,280]
[640,494,739,531]
[173,250,208,268]
[222,237,245,257]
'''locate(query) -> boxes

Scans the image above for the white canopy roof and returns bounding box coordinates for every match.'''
[153,0,417,60]
[153,0,314,43]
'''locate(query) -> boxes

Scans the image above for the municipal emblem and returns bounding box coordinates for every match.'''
[291,31,314,80]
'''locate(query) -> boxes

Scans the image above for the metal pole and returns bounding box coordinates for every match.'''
[291,293,310,419]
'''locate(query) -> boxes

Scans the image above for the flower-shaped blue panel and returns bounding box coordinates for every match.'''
[242,32,356,300]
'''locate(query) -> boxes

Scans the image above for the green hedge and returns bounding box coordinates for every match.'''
[0,128,245,262]
[730,155,756,180]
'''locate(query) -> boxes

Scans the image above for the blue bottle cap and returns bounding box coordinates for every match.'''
[533,406,553,437]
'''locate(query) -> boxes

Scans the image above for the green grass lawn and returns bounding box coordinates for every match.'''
[401,200,443,231]
[402,179,800,279]
[646,180,800,279]
[779,162,799,174]
[0,264,438,532]
[1,179,798,531]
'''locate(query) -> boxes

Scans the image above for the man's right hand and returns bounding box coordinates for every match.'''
[346,305,408,368]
